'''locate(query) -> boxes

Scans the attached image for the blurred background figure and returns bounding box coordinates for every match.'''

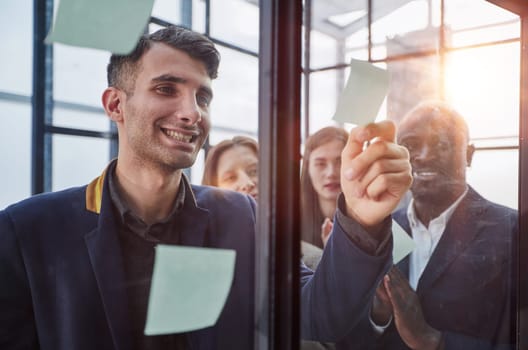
[202,136,259,200]
[300,126,348,249]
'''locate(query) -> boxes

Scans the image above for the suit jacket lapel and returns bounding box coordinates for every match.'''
[416,187,487,294]
[394,209,411,276]
[178,179,210,247]
[175,180,212,348]
[84,166,132,350]
[84,181,131,350]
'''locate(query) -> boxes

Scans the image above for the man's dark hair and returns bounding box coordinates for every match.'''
[107,25,220,93]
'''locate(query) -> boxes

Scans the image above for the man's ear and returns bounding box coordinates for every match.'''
[466,143,475,167]
[102,87,125,123]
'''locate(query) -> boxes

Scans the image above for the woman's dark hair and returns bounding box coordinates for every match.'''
[202,136,258,186]
[300,126,348,248]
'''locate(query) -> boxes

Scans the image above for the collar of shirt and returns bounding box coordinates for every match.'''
[407,186,468,232]
[107,160,186,244]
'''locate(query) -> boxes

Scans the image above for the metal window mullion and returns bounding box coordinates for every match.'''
[181,0,193,28]
[32,0,53,194]
[256,0,302,349]
[517,11,528,350]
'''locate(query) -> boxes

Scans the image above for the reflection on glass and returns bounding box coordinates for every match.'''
[445,0,519,48]
[303,1,518,349]
[372,0,441,60]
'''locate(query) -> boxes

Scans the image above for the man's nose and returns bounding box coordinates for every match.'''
[175,94,202,124]
[413,145,433,162]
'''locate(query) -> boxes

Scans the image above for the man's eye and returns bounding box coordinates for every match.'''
[157,86,175,95]
[401,142,415,151]
[197,94,211,107]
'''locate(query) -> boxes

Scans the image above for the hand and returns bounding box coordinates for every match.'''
[384,267,443,350]
[340,120,412,229]
[321,218,333,247]
[371,279,393,326]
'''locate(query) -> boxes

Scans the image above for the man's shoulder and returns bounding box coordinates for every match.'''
[2,185,88,218]
[191,184,255,206]
[466,187,517,219]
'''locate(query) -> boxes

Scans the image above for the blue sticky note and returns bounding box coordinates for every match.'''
[144,245,236,335]
[392,220,415,264]
[333,59,389,126]
[46,0,154,54]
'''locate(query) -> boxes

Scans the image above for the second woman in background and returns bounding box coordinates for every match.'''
[300,126,348,249]
[202,136,259,200]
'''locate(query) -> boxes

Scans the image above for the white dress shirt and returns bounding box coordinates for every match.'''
[407,187,468,290]
[370,187,468,333]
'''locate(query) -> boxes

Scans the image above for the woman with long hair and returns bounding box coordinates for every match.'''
[300,126,348,249]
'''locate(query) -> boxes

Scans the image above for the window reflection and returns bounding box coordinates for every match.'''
[303,0,518,349]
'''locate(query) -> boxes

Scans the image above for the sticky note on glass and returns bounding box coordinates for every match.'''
[46,0,154,54]
[392,220,415,264]
[144,245,236,335]
[333,59,389,125]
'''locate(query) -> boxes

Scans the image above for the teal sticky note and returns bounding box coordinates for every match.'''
[144,245,236,335]
[333,59,389,126]
[46,0,154,54]
[392,220,415,264]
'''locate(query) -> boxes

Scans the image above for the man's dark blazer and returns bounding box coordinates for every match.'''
[0,165,392,350]
[338,186,516,350]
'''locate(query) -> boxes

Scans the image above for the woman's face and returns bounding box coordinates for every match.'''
[216,145,259,199]
[308,139,344,202]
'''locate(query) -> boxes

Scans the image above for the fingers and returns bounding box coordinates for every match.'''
[321,218,333,247]
[376,276,391,304]
[344,140,409,182]
[385,267,417,315]
[342,120,397,166]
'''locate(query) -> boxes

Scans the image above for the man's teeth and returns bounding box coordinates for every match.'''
[163,129,192,142]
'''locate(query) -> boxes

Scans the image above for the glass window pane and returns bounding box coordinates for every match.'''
[344,28,369,62]
[54,45,110,107]
[445,0,519,48]
[53,107,109,132]
[386,54,443,122]
[151,0,181,24]
[210,46,258,134]
[0,101,31,209]
[308,30,341,70]
[445,43,519,139]
[308,0,368,69]
[0,1,33,95]
[307,68,344,134]
[467,149,517,209]
[210,0,259,52]
[372,0,441,60]
[192,0,206,33]
[52,135,111,191]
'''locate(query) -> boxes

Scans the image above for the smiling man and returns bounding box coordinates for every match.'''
[357,100,517,350]
[0,26,413,350]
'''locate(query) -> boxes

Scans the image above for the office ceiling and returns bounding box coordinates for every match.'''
[245,0,415,39]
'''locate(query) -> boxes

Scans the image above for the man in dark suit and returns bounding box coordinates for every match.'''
[362,101,517,350]
[0,26,412,349]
